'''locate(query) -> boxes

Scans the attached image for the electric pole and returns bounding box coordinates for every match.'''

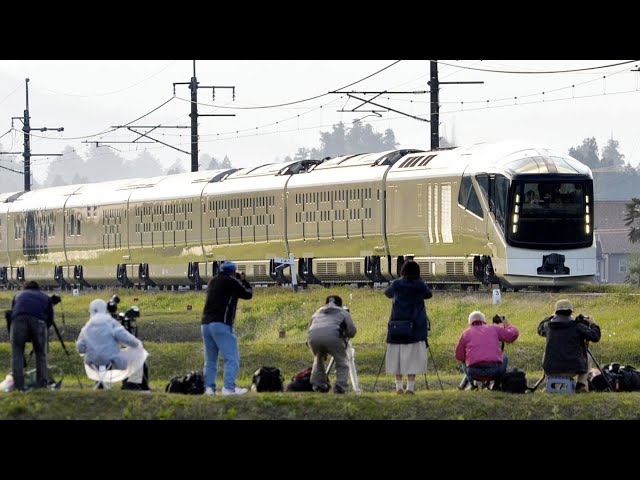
[173,61,236,172]
[6,78,64,191]
[429,61,483,150]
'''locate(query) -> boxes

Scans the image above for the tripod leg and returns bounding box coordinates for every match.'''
[347,344,361,394]
[427,343,444,391]
[529,374,546,392]
[372,345,387,392]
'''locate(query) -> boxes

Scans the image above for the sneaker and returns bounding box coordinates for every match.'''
[205,387,216,396]
[222,386,248,396]
[334,385,347,394]
[396,389,404,394]
[312,383,330,393]
[404,389,415,395]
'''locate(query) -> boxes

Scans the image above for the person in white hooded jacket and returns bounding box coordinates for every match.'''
[76,299,147,387]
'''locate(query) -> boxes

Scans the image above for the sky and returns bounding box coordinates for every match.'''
[0,59,639,184]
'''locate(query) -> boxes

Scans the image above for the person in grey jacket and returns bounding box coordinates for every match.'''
[307,295,357,394]
[76,299,147,386]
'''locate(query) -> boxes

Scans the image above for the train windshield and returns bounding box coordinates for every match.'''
[508,180,593,249]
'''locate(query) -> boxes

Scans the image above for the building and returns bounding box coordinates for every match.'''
[594,200,640,283]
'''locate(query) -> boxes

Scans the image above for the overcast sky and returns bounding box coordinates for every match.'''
[1,60,638,184]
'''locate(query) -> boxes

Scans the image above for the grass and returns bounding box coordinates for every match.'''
[1,284,640,419]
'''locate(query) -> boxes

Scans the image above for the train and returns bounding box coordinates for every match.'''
[0,141,596,290]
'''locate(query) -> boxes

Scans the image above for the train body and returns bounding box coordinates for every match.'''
[0,141,596,289]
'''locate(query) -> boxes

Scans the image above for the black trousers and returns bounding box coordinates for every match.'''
[10,314,48,390]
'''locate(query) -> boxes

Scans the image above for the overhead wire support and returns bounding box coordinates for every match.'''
[331,89,429,123]
[172,61,236,172]
[6,78,64,191]
[429,60,483,150]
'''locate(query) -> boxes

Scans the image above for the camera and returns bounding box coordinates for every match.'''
[50,294,62,305]
[575,313,590,325]
[117,306,140,337]
[492,314,504,324]
[107,294,120,314]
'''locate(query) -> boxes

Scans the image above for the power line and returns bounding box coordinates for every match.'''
[173,60,402,110]
[435,60,638,74]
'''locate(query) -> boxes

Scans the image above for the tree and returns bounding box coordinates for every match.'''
[382,129,399,150]
[126,150,164,178]
[44,146,86,187]
[166,159,186,175]
[221,155,232,168]
[625,198,640,243]
[626,253,640,286]
[568,137,600,168]
[600,138,625,168]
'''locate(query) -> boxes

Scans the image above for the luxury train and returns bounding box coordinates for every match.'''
[0,141,596,290]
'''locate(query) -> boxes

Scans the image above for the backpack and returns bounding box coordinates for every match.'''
[165,371,205,394]
[494,369,527,393]
[589,363,640,392]
[252,367,284,392]
[285,368,313,392]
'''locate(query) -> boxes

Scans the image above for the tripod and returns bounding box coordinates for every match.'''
[325,340,361,394]
[373,340,443,392]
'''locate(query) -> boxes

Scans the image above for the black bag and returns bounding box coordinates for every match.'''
[388,320,413,339]
[165,371,205,394]
[285,368,313,392]
[253,366,284,392]
[589,363,640,392]
[495,369,527,393]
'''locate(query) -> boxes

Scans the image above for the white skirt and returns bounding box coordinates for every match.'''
[385,341,427,375]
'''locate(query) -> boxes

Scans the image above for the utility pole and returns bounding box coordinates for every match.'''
[428,61,483,150]
[173,61,236,172]
[5,78,64,191]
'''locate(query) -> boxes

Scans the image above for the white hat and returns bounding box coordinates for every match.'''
[468,311,486,324]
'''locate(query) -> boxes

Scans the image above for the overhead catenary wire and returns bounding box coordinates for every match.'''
[434,60,639,75]
[173,60,402,110]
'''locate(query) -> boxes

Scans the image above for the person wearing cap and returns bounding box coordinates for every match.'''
[455,310,519,390]
[201,260,253,396]
[307,295,357,394]
[537,299,601,392]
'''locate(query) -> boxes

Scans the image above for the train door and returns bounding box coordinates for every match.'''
[457,171,486,252]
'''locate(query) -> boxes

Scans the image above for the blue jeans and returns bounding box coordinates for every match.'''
[201,322,240,390]
[462,355,509,383]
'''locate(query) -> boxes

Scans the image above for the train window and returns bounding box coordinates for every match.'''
[458,175,483,218]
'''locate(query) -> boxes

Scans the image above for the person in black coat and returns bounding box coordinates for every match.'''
[384,260,432,394]
[201,261,253,396]
[538,298,601,392]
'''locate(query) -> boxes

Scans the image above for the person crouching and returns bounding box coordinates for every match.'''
[307,295,357,394]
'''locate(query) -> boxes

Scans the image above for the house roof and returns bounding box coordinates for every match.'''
[594,200,630,230]
[596,231,640,255]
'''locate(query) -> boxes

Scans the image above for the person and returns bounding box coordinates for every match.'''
[525,189,538,204]
[201,260,253,396]
[537,299,601,393]
[384,260,432,394]
[9,281,54,391]
[76,299,148,388]
[307,295,357,394]
[455,311,519,390]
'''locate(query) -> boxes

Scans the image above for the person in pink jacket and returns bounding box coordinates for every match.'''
[455,311,519,390]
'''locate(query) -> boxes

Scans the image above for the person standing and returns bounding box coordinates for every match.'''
[537,299,601,392]
[201,261,253,396]
[9,281,54,391]
[384,260,432,394]
[307,295,357,394]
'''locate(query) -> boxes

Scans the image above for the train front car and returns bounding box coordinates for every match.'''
[486,146,595,288]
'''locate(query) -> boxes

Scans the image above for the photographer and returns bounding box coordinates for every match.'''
[537,299,601,393]
[9,281,54,391]
[201,261,253,396]
[307,295,357,394]
[455,311,519,389]
[76,299,148,388]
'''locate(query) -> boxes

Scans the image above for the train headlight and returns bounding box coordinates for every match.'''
[586,224,590,234]
[512,224,518,234]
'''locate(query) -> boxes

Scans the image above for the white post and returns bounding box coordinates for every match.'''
[289,252,298,291]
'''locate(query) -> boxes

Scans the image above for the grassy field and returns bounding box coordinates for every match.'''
[1,285,640,420]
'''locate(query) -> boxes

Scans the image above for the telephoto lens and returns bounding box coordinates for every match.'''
[492,314,503,324]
